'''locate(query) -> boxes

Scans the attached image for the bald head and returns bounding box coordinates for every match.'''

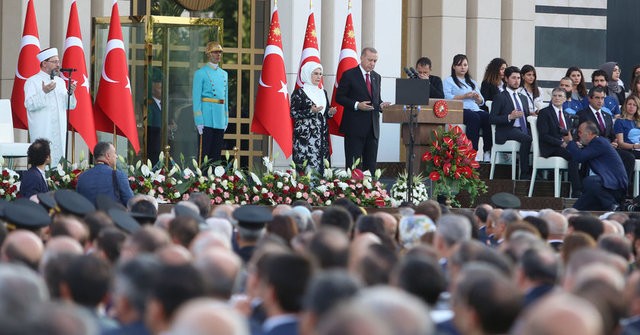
[1,230,44,270]
[517,293,602,335]
[170,298,249,335]
[45,236,83,255]
[373,212,398,241]
[194,247,242,299]
[156,244,192,265]
[539,210,567,238]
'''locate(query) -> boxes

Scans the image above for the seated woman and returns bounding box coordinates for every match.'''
[290,61,336,175]
[614,95,640,159]
[480,57,507,110]
[599,62,625,106]
[444,54,492,161]
[518,65,545,114]
[631,75,640,99]
[565,66,588,109]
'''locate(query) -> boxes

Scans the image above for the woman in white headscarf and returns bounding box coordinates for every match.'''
[290,62,336,174]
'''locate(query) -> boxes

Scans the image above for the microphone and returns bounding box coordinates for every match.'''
[60,68,77,72]
[409,67,420,78]
[403,67,416,78]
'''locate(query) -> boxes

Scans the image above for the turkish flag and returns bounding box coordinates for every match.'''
[94,0,140,153]
[11,0,40,130]
[251,6,292,157]
[295,8,321,90]
[63,0,97,152]
[328,11,358,136]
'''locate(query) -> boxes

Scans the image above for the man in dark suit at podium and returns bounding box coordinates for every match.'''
[415,57,444,99]
[336,47,390,173]
[566,121,627,211]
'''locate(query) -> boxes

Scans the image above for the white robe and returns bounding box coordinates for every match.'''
[24,70,77,165]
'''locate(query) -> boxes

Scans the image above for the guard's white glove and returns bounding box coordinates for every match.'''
[197,125,204,135]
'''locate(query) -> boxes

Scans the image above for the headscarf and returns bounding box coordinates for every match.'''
[600,62,622,101]
[398,215,436,249]
[300,61,326,108]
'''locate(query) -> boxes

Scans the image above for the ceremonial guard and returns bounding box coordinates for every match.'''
[192,41,228,164]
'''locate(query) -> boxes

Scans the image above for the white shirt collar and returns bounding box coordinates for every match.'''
[262,314,298,333]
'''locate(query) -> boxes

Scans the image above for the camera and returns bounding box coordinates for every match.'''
[624,195,640,212]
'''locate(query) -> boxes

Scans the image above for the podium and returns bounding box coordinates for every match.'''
[383,99,463,175]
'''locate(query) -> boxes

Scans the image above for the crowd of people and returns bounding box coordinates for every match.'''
[1,191,640,335]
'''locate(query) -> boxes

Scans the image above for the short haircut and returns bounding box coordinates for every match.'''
[591,69,609,82]
[597,234,631,261]
[581,121,600,136]
[569,214,604,241]
[93,142,112,159]
[303,270,360,318]
[415,200,442,222]
[523,216,550,240]
[589,85,606,98]
[320,206,353,234]
[551,87,565,95]
[520,247,559,285]
[474,205,490,223]
[168,216,200,248]
[64,254,111,308]
[263,253,313,312]
[361,47,377,56]
[358,244,398,286]
[113,256,162,314]
[504,66,520,79]
[415,57,432,68]
[150,263,206,318]
[96,227,126,264]
[188,193,212,218]
[27,138,51,166]
[308,228,349,269]
[436,214,471,246]
[394,255,446,306]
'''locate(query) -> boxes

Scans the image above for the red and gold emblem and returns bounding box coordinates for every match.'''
[434,100,448,118]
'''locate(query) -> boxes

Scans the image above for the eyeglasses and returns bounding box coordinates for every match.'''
[45,59,60,64]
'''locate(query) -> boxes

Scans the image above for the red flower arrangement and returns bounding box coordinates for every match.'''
[422,125,486,206]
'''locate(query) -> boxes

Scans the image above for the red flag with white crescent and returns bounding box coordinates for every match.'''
[63,0,97,152]
[329,11,358,136]
[94,0,140,153]
[295,8,322,90]
[11,0,40,130]
[251,6,293,157]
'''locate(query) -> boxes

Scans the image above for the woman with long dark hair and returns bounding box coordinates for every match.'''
[480,57,507,103]
[443,54,492,160]
[518,65,544,114]
[565,66,588,106]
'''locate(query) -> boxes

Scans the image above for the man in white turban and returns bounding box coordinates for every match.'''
[24,47,77,165]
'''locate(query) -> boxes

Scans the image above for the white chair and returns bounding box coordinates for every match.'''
[527,115,568,197]
[634,159,640,197]
[0,99,31,168]
[489,124,520,180]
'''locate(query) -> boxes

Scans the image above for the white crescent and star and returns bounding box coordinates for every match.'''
[101,39,126,84]
[15,35,40,80]
[258,44,287,100]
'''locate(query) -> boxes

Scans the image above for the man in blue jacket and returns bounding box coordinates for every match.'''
[76,142,133,206]
[566,121,627,211]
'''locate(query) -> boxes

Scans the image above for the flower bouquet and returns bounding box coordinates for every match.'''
[314,164,390,207]
[0,168,20,200]
[389,172,429,207]
[423,125,487,207]
[47,159,89,190]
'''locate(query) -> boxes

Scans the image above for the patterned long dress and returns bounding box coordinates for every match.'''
[290,88,331,174]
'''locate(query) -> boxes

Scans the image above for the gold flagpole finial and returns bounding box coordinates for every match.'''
[274,0,278,8]
[348,0,352,10]
[310,0,313,9]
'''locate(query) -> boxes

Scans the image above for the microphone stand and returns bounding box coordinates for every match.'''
[405,104,420,205]
[61,68,74,162]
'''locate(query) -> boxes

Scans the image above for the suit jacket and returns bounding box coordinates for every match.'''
[429,75,444,99]
[489,90,531,143]
[537,105,569,157]
[336,66,383,139]
[523,284,555,308]
[577,107,615,141]
[76,164,134,206]
[18,166,48,198]
[263,319,298,335]
[567,136,628,191]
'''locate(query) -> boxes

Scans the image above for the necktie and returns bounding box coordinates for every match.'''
[558,110,565,129]
[513,92,527,133]
[596,111,606,134]
[365,73,372,96]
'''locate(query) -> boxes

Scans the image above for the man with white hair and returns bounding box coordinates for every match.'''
[434,214,472,266]
[24,47,77,164]
[538,209,568,252]
[170,298,249,335]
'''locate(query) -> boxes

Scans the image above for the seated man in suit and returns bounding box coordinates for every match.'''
[489,66,532,180]
[537,87,582,197]
[18,138,51,199]
[415,56,444,99]
[565,121,627,211]
[583,70,621,116]
[577,86,635,190]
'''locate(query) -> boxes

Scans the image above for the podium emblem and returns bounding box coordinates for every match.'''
[434,100,448,118]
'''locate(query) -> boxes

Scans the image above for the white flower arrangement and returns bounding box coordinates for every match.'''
[389,172,429,207]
